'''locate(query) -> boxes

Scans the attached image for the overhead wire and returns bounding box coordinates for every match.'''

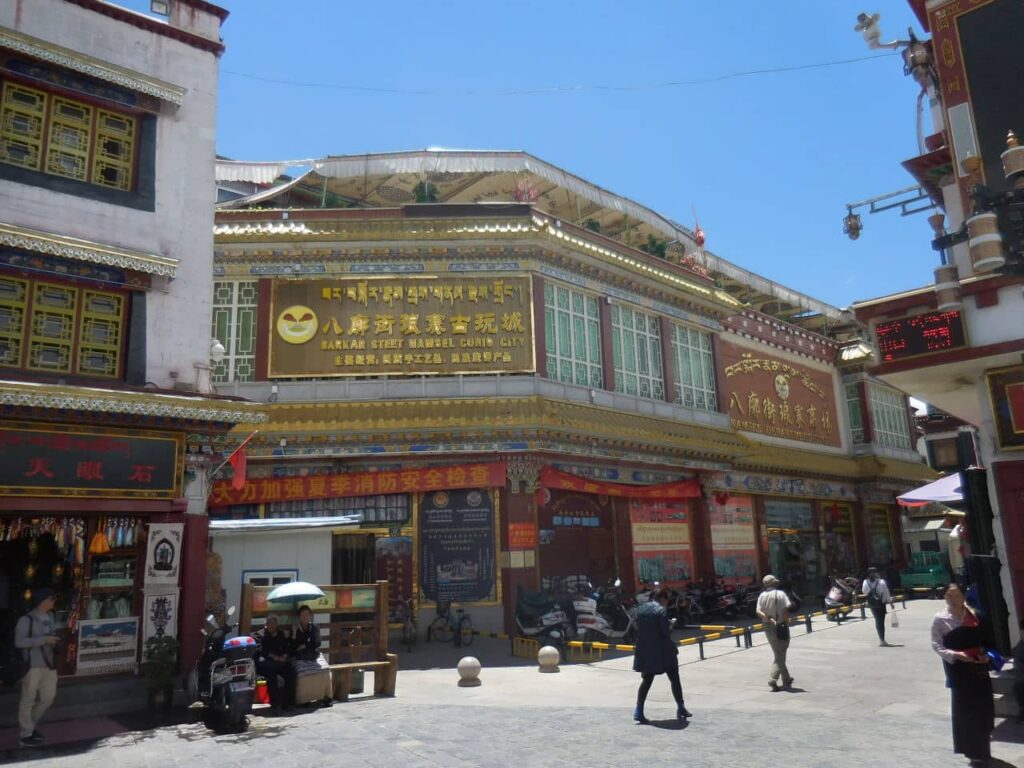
[221,52,900,97]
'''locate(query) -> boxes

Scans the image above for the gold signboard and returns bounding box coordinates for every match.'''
[719,341,842,448]
[270,277,535,378]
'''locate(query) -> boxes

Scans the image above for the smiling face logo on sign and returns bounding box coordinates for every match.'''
[276,305,318,344]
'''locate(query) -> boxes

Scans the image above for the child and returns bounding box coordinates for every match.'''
[1014,618,1024,723]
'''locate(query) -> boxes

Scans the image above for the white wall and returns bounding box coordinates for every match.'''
[211,530,333,623]
[0,0,221,389]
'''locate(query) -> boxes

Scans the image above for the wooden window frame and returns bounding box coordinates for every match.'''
[0,273,128,381]
[0,78,140,193]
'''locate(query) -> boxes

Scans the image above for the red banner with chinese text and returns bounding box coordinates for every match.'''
[209,461,507,508]
[537,467,700,501]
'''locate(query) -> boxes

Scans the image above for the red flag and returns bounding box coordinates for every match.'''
[226,432,258,491]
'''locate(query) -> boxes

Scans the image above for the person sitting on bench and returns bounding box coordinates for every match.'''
[292,606,321,662]
[257,616,296,714]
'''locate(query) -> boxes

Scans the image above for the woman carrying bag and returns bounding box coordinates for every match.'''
[930,583,994,766]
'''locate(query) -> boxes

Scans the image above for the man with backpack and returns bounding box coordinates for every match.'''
[14,588,59,747]
[862,566,895,647]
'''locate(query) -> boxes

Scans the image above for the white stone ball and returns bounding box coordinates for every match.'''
[457,656,481,686]
[537,645,560,672]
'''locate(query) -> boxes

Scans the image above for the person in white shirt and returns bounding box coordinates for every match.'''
[14,588,59,748]
[756,574,793,691]
[861,566,894,646]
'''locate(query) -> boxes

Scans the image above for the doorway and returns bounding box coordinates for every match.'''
[332,533,375,584]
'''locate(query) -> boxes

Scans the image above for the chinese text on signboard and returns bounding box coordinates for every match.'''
[271,277,535,377]
[720,344,841,448]
[0,427,181,498]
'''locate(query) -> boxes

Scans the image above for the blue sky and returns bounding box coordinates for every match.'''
[133,1,934,309]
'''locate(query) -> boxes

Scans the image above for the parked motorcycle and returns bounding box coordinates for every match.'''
[575,579,638,642]
[824,577,858,621]
[515,587,570,647]
[186,606,256,732]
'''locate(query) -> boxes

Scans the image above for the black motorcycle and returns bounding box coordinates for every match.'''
[186,606,256,732]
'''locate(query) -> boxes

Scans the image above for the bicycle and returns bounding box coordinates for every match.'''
[399,597,417,652]
[426,601,473,647]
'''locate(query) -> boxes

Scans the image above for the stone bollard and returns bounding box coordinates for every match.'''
[537,645,560,673]
[457,656,482,687]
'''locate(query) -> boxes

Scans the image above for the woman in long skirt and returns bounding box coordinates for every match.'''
[930,583,994,766]
[632,588,690,723]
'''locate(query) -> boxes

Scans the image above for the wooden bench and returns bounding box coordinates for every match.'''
[240,581,399,704]
[327,656,397,701]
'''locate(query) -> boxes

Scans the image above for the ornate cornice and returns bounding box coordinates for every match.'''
[213,220,732,321]
[0,222,178,278]
[0,381,266,425]
[0,27,187,105]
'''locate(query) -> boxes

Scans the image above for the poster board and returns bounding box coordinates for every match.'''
[709,495,758,584]
[77,617,139,675]
[419,488,498,604]
[629,499,693,588]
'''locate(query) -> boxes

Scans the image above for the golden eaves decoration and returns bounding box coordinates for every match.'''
[0,27,186,105]
[230,396,751,459]
[0,380,267,425]
[0,222,178,278]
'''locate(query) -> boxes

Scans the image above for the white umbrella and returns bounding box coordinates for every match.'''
[267,581,325,605]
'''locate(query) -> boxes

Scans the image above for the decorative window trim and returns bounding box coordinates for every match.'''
[0,222,177,278]
[0,27,185,105]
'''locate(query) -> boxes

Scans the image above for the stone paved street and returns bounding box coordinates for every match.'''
[3,600,1023,768]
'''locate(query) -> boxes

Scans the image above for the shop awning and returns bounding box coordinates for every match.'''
[897,473,963,507]
[209,515,362,534]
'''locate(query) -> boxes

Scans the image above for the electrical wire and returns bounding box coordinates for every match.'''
[221,52,899,97]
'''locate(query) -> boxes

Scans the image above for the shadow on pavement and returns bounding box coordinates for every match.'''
[0,710,171,765]
[779,686,808,694]
[988,759,1020,767]
[994,720,1024,745]
[646,718,690,731]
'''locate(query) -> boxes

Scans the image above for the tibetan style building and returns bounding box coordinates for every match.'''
[208,150,934,633]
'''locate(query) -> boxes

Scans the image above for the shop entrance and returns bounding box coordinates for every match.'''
[764,500,822,597]
[537,490,615,592]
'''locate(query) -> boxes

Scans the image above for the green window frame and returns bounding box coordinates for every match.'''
[211,280,257,383]
[846,383,865,444]
[610,303,663,400]
[670,324,716,411]
[868,384,910,449]
[543,282,602,388]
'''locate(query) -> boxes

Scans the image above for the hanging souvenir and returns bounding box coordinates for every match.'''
[125,520,135,549]
[88,523,110,556]
[106,518,115,550]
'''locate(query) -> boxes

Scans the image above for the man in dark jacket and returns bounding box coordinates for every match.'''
[257,616,296,713]
[632,588,691,723]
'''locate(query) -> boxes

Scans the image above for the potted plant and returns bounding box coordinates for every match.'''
[143,635,179,713]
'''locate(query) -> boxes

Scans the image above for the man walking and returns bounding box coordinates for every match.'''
[756,574,793,691]
[14,588,59,747]
[862,566,895,646]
